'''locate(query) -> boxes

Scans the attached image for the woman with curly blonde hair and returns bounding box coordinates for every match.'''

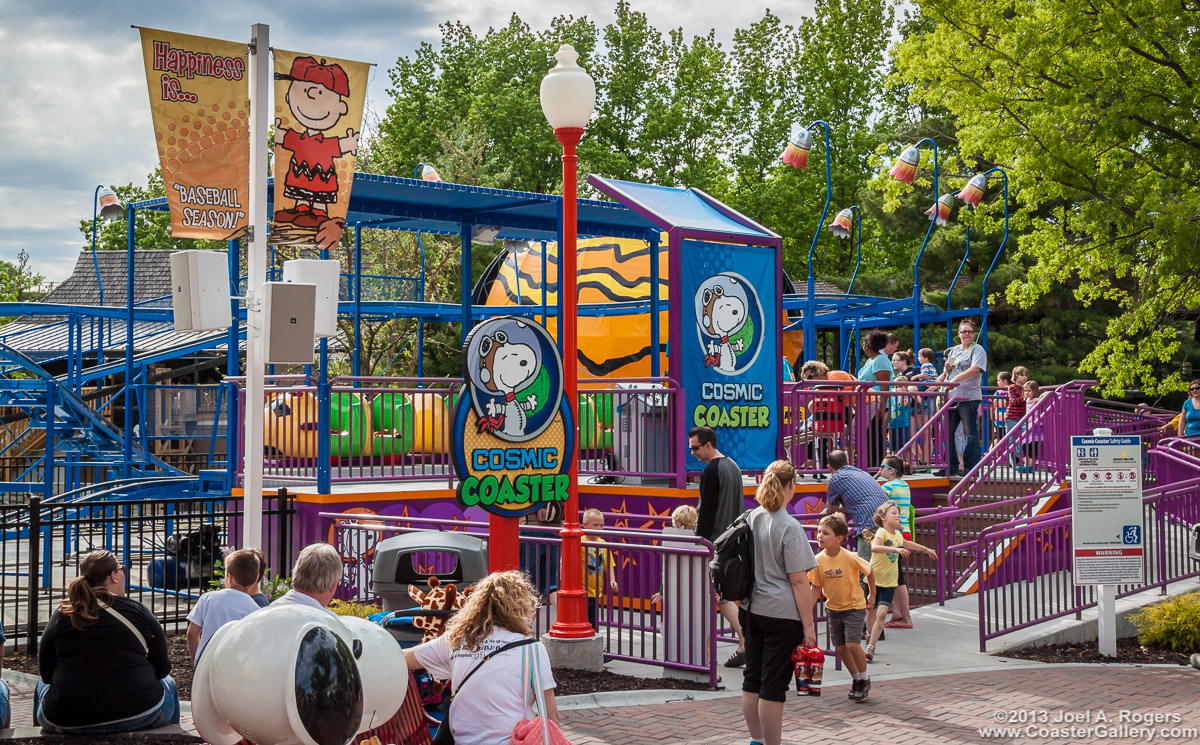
[739,460,818,745]
[405,570,558,745]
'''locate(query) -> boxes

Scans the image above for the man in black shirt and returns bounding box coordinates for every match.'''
[689,425,747,667]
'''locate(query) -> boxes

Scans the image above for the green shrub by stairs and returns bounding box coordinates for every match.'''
[1131,592,1200,652]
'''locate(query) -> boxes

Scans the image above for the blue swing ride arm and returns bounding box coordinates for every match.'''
[977,167,1010,348]
[803,120,833,363]
[910,137,939,352]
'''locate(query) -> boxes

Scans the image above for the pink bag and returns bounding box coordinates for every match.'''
[510,646,572,745]
[510,717,571,745]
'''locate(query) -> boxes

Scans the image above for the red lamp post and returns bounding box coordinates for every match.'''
[541,44,595,639]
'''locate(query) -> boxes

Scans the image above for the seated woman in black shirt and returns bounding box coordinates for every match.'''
[35,550,178,734]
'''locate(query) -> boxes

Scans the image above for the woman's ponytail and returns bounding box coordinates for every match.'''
[755,460,796,511]
[60,550,119,630]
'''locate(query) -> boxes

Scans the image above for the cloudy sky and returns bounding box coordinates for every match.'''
[0,0,815,285]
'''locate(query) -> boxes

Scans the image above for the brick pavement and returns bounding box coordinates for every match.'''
[560,667,1200,745]
[5,666,1196,743]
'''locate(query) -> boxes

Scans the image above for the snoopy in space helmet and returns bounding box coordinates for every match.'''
[699,277,748,373]
[191,605,406,745]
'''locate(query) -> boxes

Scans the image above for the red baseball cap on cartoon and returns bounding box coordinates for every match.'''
[284,57,349,97]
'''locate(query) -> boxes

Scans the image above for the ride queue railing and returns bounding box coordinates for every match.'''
[232,376,681,489]
[326,508,848,685]
[784,379,959,476]
[945,382,1091,506]
[913,484,1072,604]
[325,512,719,685]
[973,445,1200,651]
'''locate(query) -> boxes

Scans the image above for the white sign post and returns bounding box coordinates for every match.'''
[242,23,269,548]
[1070,434,1143,657]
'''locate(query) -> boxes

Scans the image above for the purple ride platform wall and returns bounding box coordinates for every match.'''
[273,478,949,599]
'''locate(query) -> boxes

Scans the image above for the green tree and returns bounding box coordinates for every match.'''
[82,169,225,255]
[0,250,45,317]
[377,14,596,193]
[893,1,1200,395]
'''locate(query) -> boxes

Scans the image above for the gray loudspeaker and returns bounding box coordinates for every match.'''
[170,251,231,332]
[260,282,316,365]
[282,259,340,338]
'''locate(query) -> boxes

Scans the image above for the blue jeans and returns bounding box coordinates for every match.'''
[0,679,9,728]
[36,677,179,734]
[947,399,981,474]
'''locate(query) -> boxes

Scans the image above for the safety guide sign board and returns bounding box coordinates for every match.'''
[1070,436,1143,585]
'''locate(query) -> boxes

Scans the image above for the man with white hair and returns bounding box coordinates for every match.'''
[270,542,342,612]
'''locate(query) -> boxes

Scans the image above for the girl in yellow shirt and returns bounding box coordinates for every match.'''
[865,502,937,662]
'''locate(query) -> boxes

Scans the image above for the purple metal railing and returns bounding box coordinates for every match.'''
[911,398,1190,605]
[328,379,460,486]
[577,379,679,483]
[914,485,1072,604]
[232,375,681,487]
[974,445,1200,651]
[324,508,851,684]
[946,382,1092,506]
[324,512,719,685]
[783,380,959,475]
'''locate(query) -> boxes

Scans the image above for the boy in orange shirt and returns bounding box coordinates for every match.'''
[810,513,876,701]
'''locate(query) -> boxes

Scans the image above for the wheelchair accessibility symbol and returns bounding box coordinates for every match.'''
[1123,525,1142,545]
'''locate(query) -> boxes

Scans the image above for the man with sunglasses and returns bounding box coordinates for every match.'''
[688,425,747,666]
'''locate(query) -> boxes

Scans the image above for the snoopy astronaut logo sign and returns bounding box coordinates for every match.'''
[454,317,574,517]
[683,240,779,472]
[694,272,763,375]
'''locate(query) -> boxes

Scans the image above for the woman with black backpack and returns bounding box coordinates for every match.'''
[739,460,818,745]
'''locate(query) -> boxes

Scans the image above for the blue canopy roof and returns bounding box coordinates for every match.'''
[130,173,660,243]
[589,176,779,241]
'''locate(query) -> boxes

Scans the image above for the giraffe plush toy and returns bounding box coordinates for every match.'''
[407,576,471,643]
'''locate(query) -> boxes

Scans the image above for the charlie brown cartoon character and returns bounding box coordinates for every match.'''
[274,57,360,229]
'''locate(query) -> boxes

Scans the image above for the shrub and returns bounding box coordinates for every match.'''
[260,572,292,602]
[1131,592,1200,652]
[328,599,381,618]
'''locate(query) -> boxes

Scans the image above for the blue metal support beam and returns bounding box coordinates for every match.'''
[461,222,473,344]
[948,212,970,352]
[227,240,240,378]
[354,226,363,377]
[124,206,136,480]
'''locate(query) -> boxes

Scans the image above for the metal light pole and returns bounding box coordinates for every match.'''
[540,43,595,639]
[90,186,124,361]
[889,139,939,352]
[782,121,833,365]
[964,169,1011,349]
[242,22,270,548]
[829,206,862,367]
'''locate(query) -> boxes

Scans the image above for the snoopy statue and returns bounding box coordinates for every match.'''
[191,605,406,745]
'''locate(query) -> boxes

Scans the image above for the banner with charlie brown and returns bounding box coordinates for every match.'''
[137,27,249,240]
[270,50,369,249]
